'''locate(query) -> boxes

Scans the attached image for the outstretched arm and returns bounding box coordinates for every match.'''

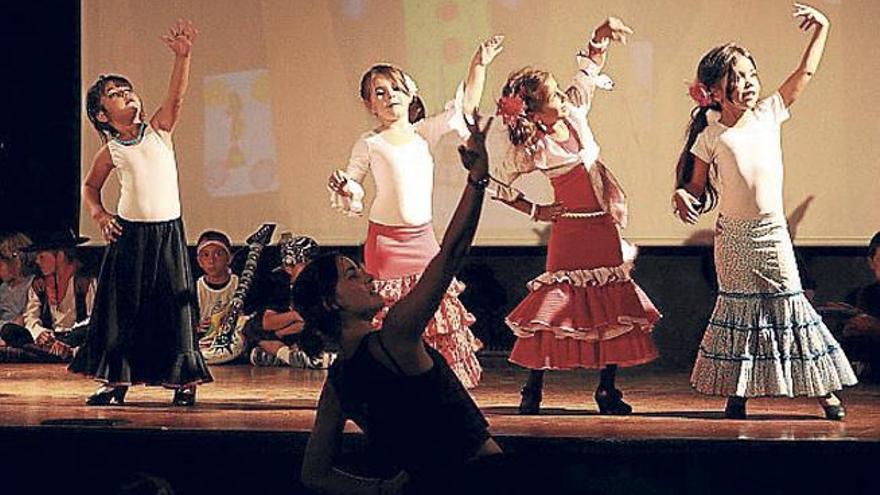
[151,19,199,132]
[382,116,492,344]
[462,35,504,115]
[493,194,566,223]
[778,3,829,107]
[570,17,632,111]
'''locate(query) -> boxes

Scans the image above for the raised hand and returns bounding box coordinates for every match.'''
[477,34,505,66]
[793,3,829,32]
[457,113,493,180]
[161,18,199,57]
[671,188,701,224]
[327,170,352,197]
[596,17,634,44]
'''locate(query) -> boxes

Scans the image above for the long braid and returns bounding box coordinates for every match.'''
[676,43,756,213]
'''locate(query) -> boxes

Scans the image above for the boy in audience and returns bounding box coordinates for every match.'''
[245,234,334,368]
[0,231,94,362]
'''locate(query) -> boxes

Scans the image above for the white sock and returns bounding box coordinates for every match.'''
[275,346,292,365]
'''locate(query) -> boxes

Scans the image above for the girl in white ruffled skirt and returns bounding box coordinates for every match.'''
[672,4,856,419]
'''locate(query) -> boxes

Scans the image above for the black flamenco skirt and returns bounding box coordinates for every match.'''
[70,217,213,387]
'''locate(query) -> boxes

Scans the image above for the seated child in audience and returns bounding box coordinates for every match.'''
[845,232,880,335]
[195,230,239,339]
[245,235,334,368]
[0,233,35,345]
[0,231,95,362]
[195,229,258,364]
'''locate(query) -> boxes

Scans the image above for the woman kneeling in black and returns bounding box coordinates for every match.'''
[294,116,501,494]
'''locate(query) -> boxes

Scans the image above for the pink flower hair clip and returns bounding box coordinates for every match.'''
[687,80,713,108]
[496,94,525,126]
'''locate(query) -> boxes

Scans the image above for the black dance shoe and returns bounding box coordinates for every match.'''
[822,402,846,421]
[172,388,196,407]
[518,386,542,415]
[594,386,633,415]
[86,386,127,406]
[724,397,747,419]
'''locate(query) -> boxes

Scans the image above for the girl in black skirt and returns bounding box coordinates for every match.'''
[71,19,212,406]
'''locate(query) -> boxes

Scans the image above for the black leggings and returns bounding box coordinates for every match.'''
[0,322,88,348]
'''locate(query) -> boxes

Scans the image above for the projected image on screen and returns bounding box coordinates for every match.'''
[81,0,879,246]
[203,69,277,197]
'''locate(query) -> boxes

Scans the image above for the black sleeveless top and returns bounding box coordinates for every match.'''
[328,332,490,478]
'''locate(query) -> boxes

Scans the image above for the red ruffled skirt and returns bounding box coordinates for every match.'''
[365,221,482,388]
[507,167,659,370]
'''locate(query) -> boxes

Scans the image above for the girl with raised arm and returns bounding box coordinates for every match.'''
[673,4,856,419]
[326,36,504,388]
[71,19,212,406]
[493,17,660,415]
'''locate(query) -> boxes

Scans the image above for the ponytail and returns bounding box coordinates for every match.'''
[408,94,426,123]
[675,105,718,213]
[677,42,756,213]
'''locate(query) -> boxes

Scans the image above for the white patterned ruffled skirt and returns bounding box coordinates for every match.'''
[690,213,857,397]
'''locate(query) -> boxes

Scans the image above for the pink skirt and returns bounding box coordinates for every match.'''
[365,221,483,388]
[507,214,659,370]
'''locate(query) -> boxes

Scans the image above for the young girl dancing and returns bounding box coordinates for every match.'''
[493,17,660,415]
[673,4,856,420]
[326,35,504,388]
[71,19,213,406]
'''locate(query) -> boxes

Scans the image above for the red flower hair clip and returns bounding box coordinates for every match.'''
[688,80,713,108]
[496,94,525,125]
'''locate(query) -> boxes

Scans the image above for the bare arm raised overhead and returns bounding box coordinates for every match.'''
[778,3,830,108]
[151,19,199,133]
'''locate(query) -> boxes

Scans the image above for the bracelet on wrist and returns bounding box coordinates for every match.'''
[529,202,538,221]
[467,174,489,190]
[589,31,610,52]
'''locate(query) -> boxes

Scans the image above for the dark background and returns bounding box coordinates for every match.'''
[0,1,81,236]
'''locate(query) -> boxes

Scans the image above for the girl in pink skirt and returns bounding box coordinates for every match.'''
[326,36,504,388]
[492,17,659,414]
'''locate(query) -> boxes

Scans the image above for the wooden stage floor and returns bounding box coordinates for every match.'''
[1,362,878,442]
[2,362,879,494]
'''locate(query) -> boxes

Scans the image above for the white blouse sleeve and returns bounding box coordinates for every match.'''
[415,82,469,149]
[489,146,537,203]
[690,128,714,165]
[330,136,370,217]
[570,49,614,115]
[22,287,49,339]
[762,92,791,124]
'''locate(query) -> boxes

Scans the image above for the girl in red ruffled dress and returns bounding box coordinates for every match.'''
[492,17,660,414]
